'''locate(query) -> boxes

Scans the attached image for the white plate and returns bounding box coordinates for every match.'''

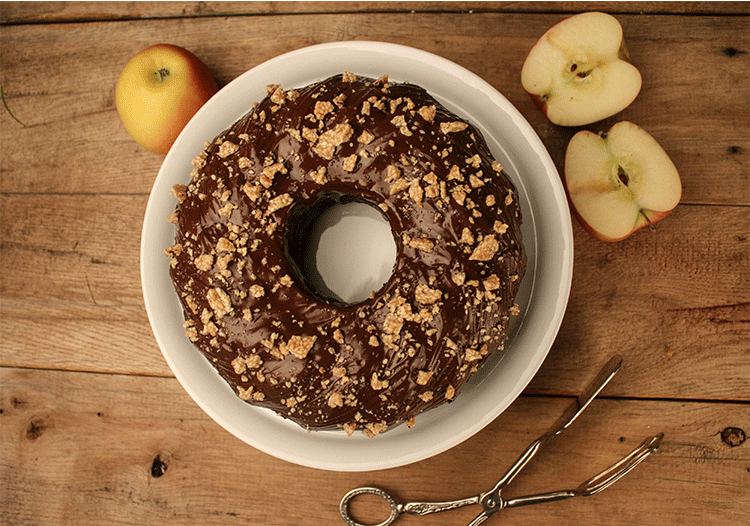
[141,41,573,472]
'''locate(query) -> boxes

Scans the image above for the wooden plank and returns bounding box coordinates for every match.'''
[1,13,748,205]
[529,203,750,401]
[2,1,747,25]
[1,194,748,399]
[1,366,747,526]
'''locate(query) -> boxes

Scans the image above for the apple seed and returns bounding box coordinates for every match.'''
[617,165,629,186]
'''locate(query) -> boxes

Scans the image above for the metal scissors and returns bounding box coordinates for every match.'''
[340,355,664,526]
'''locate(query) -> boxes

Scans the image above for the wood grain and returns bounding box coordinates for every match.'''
[1,194,747,396]
[1,13,748,205]
[1,4,748,526]
[2,367,748,526]
[2,1,747,25]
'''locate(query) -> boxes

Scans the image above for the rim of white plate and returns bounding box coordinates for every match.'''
[141,41,573,472]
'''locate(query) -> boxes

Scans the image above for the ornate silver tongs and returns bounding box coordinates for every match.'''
[340,355,664,526]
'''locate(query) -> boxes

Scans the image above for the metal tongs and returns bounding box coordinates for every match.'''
[340,355,664,526]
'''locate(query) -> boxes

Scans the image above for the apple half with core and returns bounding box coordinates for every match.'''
[521,12,642,127]
[564,121,682,242]
[116,44,219,155]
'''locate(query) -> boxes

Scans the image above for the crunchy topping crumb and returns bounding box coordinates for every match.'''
[358,130,375,145]
[470,174,485,188]
[343,154,358,172]
[242,182,262,202]
[194,254,213,271]
[314,100,335,120]
[171,184,187,203]
[390,178,410,195]
[418,105,436,122]
[416,370,434,385]
[216,237,235,253]
[260,162,287,188]
[309,166,328,184]
[237,385,254,401]
[363,422,387,438]
[483,275,500,291]
[191,151,207,168]
[313,123,353,160]
[406,236,434,253]
[206,288,232,318]
[232,354,262,374]
[415,284,442,305]
[493,221,509,234]
[469,235,499,261]
[466,154,482,168]
[267,193,293,214]
[217,141,239,158]
[440,121,468,134]
[385,165,401,183]
[281,335,317,359]
[371,373,389,391]
[409,179,424,207]
[464,348,483,362]
[327,391,344,408]
[452,272,466,286]
[250,284,265,298]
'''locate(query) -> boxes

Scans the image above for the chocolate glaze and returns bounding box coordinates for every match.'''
[167,74,525,437]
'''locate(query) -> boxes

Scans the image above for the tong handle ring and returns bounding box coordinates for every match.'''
[340,487,400,526]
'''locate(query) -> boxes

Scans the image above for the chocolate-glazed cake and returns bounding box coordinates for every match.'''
[165,73,525,437]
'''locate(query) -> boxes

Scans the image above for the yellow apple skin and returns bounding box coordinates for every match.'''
[116,44,219,155]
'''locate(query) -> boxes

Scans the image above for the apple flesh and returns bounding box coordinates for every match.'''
[116,44,218,155]
[521,12,642,127]
[564,121,682,242]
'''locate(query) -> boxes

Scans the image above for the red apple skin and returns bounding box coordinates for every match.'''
[528,93,548,116]
[116,44,219,155]
[565,194,675,242]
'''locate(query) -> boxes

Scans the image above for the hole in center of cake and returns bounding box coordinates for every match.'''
[284,192,397,306]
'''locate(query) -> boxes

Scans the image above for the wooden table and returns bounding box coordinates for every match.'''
[2,2,748,525]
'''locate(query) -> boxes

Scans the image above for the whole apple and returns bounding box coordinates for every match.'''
[116,44,219,155]
[521,12,642,127]
[564,121,682,242]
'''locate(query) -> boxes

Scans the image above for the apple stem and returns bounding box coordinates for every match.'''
[155,68,170,83]
[1,86,26,127]
[640,210,657,231]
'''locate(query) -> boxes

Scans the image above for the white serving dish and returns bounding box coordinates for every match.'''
[141,41,573,472]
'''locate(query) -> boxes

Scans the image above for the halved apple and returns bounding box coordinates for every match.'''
[521,12,642,127]
[564,121,682,242]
